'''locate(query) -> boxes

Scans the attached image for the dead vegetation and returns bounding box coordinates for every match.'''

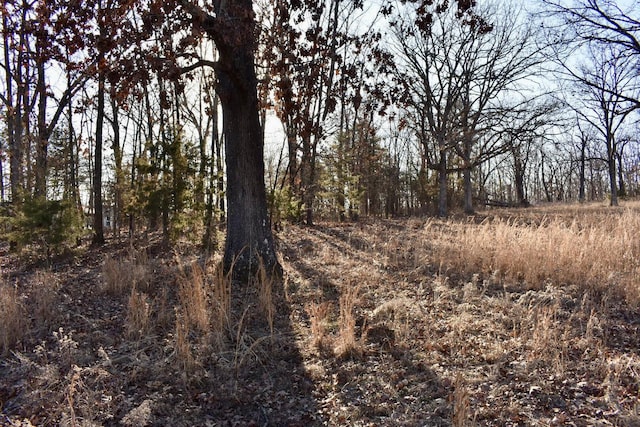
[1,201,639,426]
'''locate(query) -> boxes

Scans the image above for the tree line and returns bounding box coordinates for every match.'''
[0,0,638,278]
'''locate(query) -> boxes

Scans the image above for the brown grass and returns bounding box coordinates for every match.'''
[334,284,363,359]
[428,205,640,300]
[30,271,59,330]
[126,288,151,338]
[3,202,640,426]
[171,261,212,373]
[306,301,331,351]
[255,258,275,337]
[102,246,150,295]
[210,262,231,350]
[451,372,471,427]
[174,311,196,373]
[0,283,27,355]
[177,262,209,334]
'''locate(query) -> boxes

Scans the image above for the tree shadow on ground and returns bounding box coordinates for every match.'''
[275,225,453,426]
[0,236,324,426]
[190,269,322,426]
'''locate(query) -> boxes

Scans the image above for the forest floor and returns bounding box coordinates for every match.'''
[1,201,640,426]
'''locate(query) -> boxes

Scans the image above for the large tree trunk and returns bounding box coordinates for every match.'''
[217,41,280,281]
[180,0,280,280]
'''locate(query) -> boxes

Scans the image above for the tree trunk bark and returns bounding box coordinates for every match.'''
[111,90,123,236]
[608,149,618,206]
[578,139,586,203]
[438,150,447,217]
[217,46,280,281]
[616,151,626,199]
[462,166,473,214]
[93,70,105,245]
[35,50,48,198]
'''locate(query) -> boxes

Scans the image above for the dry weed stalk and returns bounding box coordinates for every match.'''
[451,372,471,427]
[174,311,195,372]
[177,262,209,334]
[31,271,59,329]
[231,308,271,378]
[0,283,27,355]
[306,301,331,350]
[335,285,363,359]
[210,263,231,349]
[126,288,150,338]
[255,257,275,337]
[153,287,172,331]
[64,365,82,427]
[102,256,125,295]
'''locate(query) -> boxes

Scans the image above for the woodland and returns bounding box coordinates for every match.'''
[0,0,639,425]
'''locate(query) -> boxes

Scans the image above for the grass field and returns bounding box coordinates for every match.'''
[1,201,639,426]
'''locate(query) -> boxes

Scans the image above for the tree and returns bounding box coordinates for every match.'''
[178,0,280,280]
[452,1,549,214]
[571,45,637,206]
[391,3,490,217]
[543,0,639,109]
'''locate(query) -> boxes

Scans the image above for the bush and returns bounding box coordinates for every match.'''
[2,197,85,259]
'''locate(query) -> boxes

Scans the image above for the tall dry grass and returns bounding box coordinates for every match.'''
[306,301,331,351]
[177,263,210,334]
[210,263,231,349]
[102,246,150,295]
[432,207,640,301]
[334,284,363,359]
[126,289,151,338]
[255,258,275,337]
[0,283,27,355]
[31,271,59,330]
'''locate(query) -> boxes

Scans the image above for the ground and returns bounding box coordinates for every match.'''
[1,202,639,426]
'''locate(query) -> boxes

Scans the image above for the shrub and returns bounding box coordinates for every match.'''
[2,197,84,259]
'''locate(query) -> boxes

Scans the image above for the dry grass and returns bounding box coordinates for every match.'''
[102,246,150,295]
[210,262,231,350]
[177,262,210,334]
[174,311,196,372]
[30,271,59,330]
[3,202,640,426]
[306,301,331,351]
[451,372,471,427]
[0,283,27,355]
[255,258,275,337]
[334,284,363,359]
[172,261,212,373]
[429,205,640,300]
[126,288,151,338]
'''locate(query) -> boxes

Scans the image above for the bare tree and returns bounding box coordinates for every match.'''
[570,45,638,206]
[391,0,545,215]
[453,1,549,214]
[543,0,640,108]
